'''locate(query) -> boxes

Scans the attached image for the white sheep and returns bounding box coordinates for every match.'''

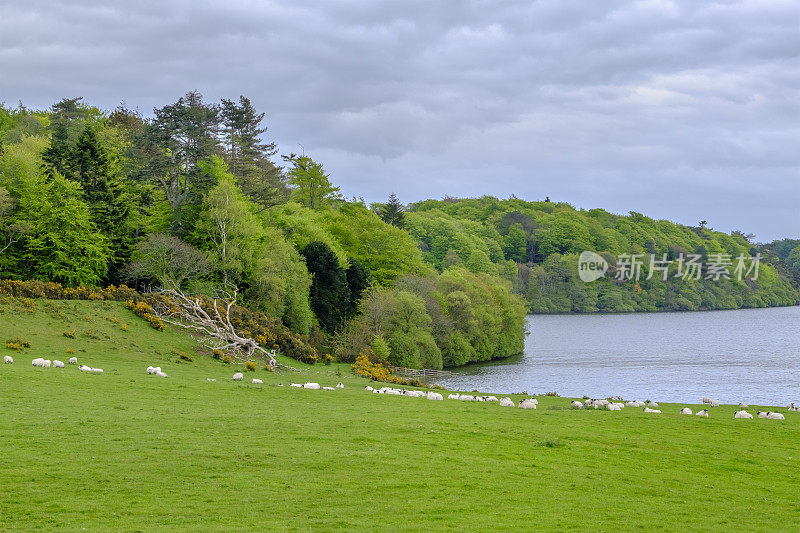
[624,400,638,407]
[646,401,658,407]
[484,396,499,402]
[43,360,52,368]
[336,383,344,389]
[739,402,749,408]
[322,386,335,390]
[607,404,621,411]
[757,411,768,418]
[499,397,515,407]
[78,364,91,371]
[364,385,374,392]
[303,382,320,389]
[53,360,65,368]
[3,355,12,364]
[427,392,443,401]
[291,383,303,387]
[91,368,103,374]
[643,407,661,413]
[155,371,167,377]
[518,399,537,409]
[734,411,753,419]
[612,402,625,409]
[448,393,460,400]
[233,372,244,381]
[702,397,712,404]
[459,395,475,401]
[252,378,263,384]
[710,400,720,408]
[475,396,485,402]
[154,367,161,373]
[695,409,709,417]
[146,366,156,374]
[680,408,693,415]
[69,357,77,365]
[385,389,402,395]
[571,400,584,409]
[760,411,785,420]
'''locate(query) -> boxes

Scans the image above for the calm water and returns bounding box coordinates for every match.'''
[438,306,800,406]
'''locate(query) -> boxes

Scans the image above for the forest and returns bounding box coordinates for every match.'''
[1,93,798,369]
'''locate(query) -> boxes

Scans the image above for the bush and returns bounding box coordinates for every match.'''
[351,353,423,387]
[212,349,224,359]
[245,361,257,372]
[121,323,128,332]
[62,330,76,338]
[179,352,194,362]
[224,355,233,364]
[5,337,30,351]
[66,348,75,354]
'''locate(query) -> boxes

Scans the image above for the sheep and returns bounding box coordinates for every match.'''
[233,372,244,381]
[695,409,709,417]
[79,364,91,371]
[459,395,475,401]
[365,385,374,392]
[702,397,712,404]
[303,382,320,389]
[154,367,162,373]
[643,407,661,413]
[447,393,460,400]
[53,360,65,368]
[710,400,720,408]
[738,402,749,408]
[385,389,402,395]
[403,390,423,397]
[734,410,753,419]
[607,404,622,411]
[43,360,52,368]
[624,400,638,407]
[290,383,303,388]
[427,392,443,401]
[680,408,693,415]
[768,412,785,420]
[612,402,625,409]
[518,399,537,409]
[322,386,335,390]
[646,401,658,407]
[32,357,44,367]
[252,378,264,384]
[146,366,156,374]
[757,411,768,418]
[3,355,12,364]
[155,371,167,377]
[499,397,515,407]
[68,357,77,365]
[336,383,344,388]
[571,400,584,409]
[475,396,485,402]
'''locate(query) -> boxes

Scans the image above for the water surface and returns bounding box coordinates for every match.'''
[438,307,800,405]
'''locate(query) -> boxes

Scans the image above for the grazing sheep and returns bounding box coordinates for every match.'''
[459,395,475,401]
[734,410,753,419]
[710,400,720,408]
[767,412,785,420]
[53,360,65,368]
[680,408,693,415]
[448,393,460,400]
[69,357,77,365]
[607,404,622,411]
[385,389,402,395]
[518,399,537,409]
[475,396,485,402]
[322,386,335,390]
[702,397,712,404]
[43,360,52,368]
[154,367,161,373]
[612,402,625,409]
[739,402,749,408]
[484,396,499,402]
[78,364,91,371]
[32,357,44,367]
[646,401,658,407]
[757,411,768,418]
[500,397,515,407]
[290,383,303,388]
[403,390,423,397]
[155,371,167,377]
[252,379,263,384]
[427,392,443,401]
[365,385,374,392]
[571,400,584,409]
[695,409,709,417]
[146,366,156,374]
[336,383,344,388]
[643,407,661,413]
[303,382,320,389]
[233,372,244,381]
[3,355,12,364]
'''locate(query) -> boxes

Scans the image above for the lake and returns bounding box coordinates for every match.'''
[438,306,800,406]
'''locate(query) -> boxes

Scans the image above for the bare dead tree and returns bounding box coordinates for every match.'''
[148,284,296,371]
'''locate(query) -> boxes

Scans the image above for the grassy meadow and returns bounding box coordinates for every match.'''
[1,299,799,531]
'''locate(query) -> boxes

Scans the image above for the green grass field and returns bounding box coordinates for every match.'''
[1,299,799,531]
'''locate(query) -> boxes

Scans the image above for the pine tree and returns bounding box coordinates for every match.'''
[379,193,405,229]
[300,241,349,332]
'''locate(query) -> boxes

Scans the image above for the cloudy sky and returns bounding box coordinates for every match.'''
[1,0,798,240]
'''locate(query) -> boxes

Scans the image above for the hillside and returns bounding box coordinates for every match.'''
[403,197,800,313]
[1,298,799,530]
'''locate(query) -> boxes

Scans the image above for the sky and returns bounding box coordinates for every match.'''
[1,0,798,241]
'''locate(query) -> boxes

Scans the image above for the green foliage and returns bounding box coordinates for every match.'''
[300,241,349,332]
[285,155,342,210]
[376,192,405,229]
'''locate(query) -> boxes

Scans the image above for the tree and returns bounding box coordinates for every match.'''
[300,241,350,332]
[503,223,527,262]
[219,96,285,207]
[284,154,342,210]
[125,233,210,288]
[345,257,371,318]
[145,91,221,234]
[378,192,405,229]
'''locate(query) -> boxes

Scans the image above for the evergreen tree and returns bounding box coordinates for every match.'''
[379,192,405,229]
[345,257,371,318]
[284,154,342,210]
[300,241,349,332]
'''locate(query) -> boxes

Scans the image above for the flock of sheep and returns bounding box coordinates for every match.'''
[5,355,797,420]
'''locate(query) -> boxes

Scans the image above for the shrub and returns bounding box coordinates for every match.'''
[212,349,224,359]
[6,338,31,351]
[62,330,76,339]
[245,361,257,372]
[66,348,75,354]
[179,352,194,362]
[323,353,333,365]
[121,323,128,332]
[224,355,233,364]
[351,353,422,387]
